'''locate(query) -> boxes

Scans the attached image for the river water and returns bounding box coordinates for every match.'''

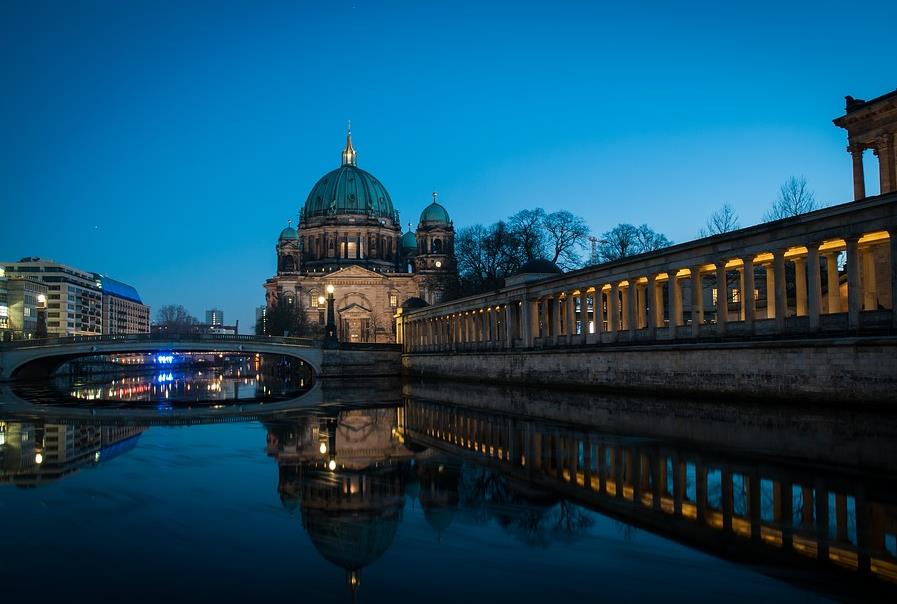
[0,356,894,603]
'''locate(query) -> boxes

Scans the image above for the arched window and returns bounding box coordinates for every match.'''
[433,238,443,254]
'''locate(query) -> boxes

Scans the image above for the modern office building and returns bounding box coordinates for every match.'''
[205,308,224,326]
[95,274,151,334]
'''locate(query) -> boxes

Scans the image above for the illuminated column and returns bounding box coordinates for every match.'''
[850,145,866,200]
[636,284,647,330]
[807,244,822,331]
[825,252,841,313]
[579,289,590,340]
[671,272,683,330]
[619,285,629,331]
[862,247,877,310]
[609,283,620,338]
[743,256,755,330]
[565,293,575,339]
[626,282,637,337]
[646,274,658,339]
[793,257,807,316]
[774,249,787,331]
[846,237,862,329]
[890,230,897,328]
[737,266,745,321]
[690,266,703,337]
[765,263,776,320]
[654,277,664,329]
[715,262,727,334]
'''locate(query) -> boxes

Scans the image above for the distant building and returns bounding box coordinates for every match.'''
[94,273,151,334]
[206,308,224,326]
[2,258,148,337]
[3,258,101,336]
[0,267,48,340]
[255,305,267,334]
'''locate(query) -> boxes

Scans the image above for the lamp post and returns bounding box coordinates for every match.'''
[322,284,338,347]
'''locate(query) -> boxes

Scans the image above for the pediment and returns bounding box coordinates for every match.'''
[338,302,373,315]
[327,265,387,280]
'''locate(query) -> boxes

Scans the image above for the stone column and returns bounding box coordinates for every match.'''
[636,284,647,330]
[715,262,727,334]
[646,274,658,339]
[565,293,576,339]
[890,230,897,328]
[529,298,540,344]
[690,266,703,337]
[737,267,745,321]
[504,305,513,346]
[846,237,862,329]
[850,145,866,200]
[825,252,841,313]
[793,257,807,316]
[654,278,664,329]
[774,250,787,331]
[743,256,755,330]
[579,290,590,340]
[807,244,822,331]
[671,273,683,330]
[521,300,532,347]
[549,296,561,342]
[765,263,776,320]
[620,286,629,331]
[862,247,877,310]
[626,282,637,338]
[609,283,620,338]
[593,289,605,337]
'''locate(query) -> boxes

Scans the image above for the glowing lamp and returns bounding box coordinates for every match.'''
[328,459,337,471]
[326,284,335,295]
[34,453,43,464]
[319,442,327,454]
[318,296,326,306]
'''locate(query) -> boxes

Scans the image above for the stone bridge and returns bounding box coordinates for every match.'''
[0,333,401,382]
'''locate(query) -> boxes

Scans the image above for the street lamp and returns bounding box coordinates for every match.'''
[323,284,338,347]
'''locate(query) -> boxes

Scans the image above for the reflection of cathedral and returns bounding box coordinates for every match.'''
[264,130,458,342]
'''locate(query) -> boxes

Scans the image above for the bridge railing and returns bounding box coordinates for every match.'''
[0,332,321,350]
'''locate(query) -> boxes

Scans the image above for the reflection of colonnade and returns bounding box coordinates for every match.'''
[402,398,897,588]
[401,193,897,353]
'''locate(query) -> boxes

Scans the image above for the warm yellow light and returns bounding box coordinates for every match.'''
[319,442,327,454]
[328,459,337,471]
[326,284,335,294]
[317,296,326,306]
[36,293,47,304]
[34,453,43,464]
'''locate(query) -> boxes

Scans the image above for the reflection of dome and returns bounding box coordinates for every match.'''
[423,505,456,536]
[302,132,396,221]
[400,229,417,252]
[401,297,428,310]
[419,201,450,226]
[303,508,401,571]
[516,259,563,275]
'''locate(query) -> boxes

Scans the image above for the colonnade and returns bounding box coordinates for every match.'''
[402,196,897,353]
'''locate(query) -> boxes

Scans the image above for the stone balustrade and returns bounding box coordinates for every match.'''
[399,193,897,354]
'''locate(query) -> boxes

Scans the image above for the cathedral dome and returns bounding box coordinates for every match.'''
[419,196,451,226]
[400,229,417,252]
[279,224,298,240]
[301,131,397,222]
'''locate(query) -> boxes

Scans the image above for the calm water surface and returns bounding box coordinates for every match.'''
[1,366,895,603]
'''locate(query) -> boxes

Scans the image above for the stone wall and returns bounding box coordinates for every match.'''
[402,337,897,403]
[320,346,403,379]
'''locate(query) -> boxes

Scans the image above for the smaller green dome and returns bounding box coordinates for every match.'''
[400,230,417,251]
[279,225,298,240]
[419,193,450,226]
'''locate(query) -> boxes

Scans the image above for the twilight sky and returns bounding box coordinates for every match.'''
[2,0,895,331]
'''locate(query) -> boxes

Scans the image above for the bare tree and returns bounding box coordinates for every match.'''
[155,304,198,333]
[543,210,590,270]
[597,223,672,262]
[763,176,821,222]
[508,208,547,263]
[698,203,740,237]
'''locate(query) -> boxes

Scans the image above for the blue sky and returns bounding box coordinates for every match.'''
[2,0,895,330]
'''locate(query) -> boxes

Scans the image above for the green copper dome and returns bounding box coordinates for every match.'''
[279,224,298,240]
[301,131,397,222]
[419,193,450,226]
[400,229,417,251]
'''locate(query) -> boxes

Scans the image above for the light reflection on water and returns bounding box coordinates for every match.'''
[0,371,894,602]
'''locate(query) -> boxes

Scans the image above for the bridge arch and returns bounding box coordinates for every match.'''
[0,334,323,381]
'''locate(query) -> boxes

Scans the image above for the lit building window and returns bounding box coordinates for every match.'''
[732,288,740,303]
[389,295,398,308]
[310,294,320,308]
[711,288,718,305]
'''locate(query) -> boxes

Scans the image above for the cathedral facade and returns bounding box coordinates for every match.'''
[263,131,457,343]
